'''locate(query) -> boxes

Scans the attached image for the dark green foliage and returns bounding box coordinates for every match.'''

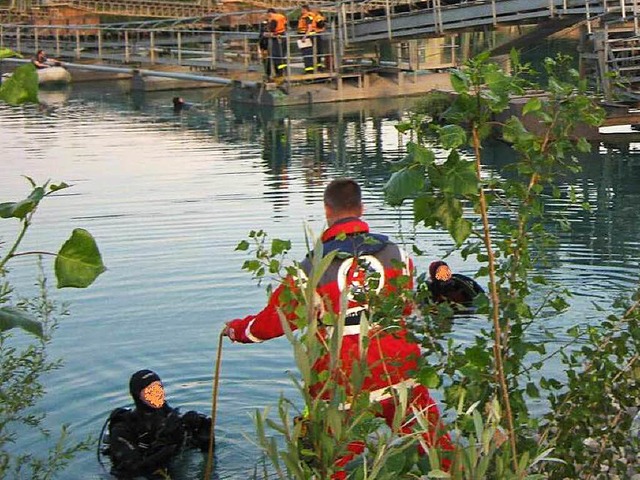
[390,50,639,479]
[0,178,104,477]
[0,63,38,105]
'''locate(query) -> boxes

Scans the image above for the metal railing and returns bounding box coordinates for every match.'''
[0,22,338,81]
[337,0,612,43]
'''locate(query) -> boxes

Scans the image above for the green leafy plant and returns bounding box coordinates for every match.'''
[0,178,105,478]
[235,50,636,479]
[0,48,38,105]
[237,229,551,479]
[383,50,640,479]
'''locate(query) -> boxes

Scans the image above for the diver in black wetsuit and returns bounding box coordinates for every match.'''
[103,369,212,479]
[425,260,485,309]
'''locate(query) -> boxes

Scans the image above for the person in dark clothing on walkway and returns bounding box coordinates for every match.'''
[297,5,316,74]
[258,19,272,78]
[266,8,288,77]
[104,369,212,479]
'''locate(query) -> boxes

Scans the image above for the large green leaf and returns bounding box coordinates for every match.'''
[434,195,463,227]
[440,151,478,196]
[418,366,441,388]
[413,195,438,227]
[438,124,467,149]
[450,69,470,94]
[384,166,425,207]
[429,155,472,195]
[0,48,22,59]
[449,217,472,245]
[0,63,39,105]
[0,306,43,338]
[0,186,47,219]
[55,229,106,288]
[0,199,36,219]
[407,142,436,166]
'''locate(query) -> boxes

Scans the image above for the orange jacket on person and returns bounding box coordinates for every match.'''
[311,12,326,33]
[268,12,287,35]
[297,11,315,34]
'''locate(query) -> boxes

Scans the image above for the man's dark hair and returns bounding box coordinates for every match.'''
[267,7,275,13]
[301,4,310,10]
[324,178,362,212]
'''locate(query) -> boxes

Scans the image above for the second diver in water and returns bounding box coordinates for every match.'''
[102,369,212,479]
[422,260,485,310]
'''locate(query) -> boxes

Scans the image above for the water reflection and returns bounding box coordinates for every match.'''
[2,83,640,480]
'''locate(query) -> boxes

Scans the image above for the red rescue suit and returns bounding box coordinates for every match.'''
[226,218,452,465]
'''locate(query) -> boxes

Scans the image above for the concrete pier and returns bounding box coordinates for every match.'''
[232,70,453,106]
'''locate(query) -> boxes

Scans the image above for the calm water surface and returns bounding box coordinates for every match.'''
[1,82,640,479]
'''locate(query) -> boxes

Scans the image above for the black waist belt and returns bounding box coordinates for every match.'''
[345,313,361,326]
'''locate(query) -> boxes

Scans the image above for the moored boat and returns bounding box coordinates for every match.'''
[37,66,71,85]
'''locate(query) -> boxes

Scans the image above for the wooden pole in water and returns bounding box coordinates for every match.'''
[75,29,80,59]
[16,26,20,55]
[203,330,225,480]
[34,26,38,53]
[0,26,4,50]
[55,28,60,57]
[177,31,182,65]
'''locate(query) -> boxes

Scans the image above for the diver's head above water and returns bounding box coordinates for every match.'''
[129,369,165,411]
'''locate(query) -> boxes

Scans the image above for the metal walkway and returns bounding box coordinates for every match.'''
[338,0,616,43]
[5,0,328,19]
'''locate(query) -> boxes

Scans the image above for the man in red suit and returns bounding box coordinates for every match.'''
[224,178,452,473]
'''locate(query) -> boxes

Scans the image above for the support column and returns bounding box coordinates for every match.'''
[16,26,21,54]
[76,29,81,59]
[177,31,182,65]
[211,32,217,70]
[97,29,102,61]
[385,0,392,39]
[55,29,60,57]
[34,26,38,52]
[243,35,249,70]
[125,30,130,63]
[150,31,155,64]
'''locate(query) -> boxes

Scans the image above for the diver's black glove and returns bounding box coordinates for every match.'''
[139,443,178,474]
[156,410,184,445]
[182,411,213,452]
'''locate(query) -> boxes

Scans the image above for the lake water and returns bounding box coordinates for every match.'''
[1,81,640,479]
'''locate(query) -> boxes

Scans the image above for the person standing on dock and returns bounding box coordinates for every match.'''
[258,19,272,79]
[297,5,316,74]
[266,8,288,78]
[311,10,328,71]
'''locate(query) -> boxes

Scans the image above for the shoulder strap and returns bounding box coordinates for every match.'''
[108,407,132,430]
